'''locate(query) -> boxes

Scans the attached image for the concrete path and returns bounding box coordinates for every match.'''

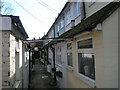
[29,59,59,88]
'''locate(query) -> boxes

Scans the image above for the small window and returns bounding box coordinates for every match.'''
[56,46,62,65]
[66,9,71,25]
[74,2,81,17]
[77,38,92,49]
[67,43,73,67]
[67,43,72,50]
[67,52,73,67]
[60,19,64,29]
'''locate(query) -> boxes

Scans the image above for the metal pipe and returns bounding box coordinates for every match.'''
[50,25,57,86]
[29,47,31,84]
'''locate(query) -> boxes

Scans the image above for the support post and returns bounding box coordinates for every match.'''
[50,46,57,86]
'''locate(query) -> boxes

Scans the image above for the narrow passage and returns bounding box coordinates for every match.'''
[29,59,59,88]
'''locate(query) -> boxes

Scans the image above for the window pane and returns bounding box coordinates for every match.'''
[56,47,62,65]
[74,2,81,17]
[67,52,73,67]
[61,19,64,28]
[77,38,93,49]
[67,43,72,50]
[78,53,95,80]
[66,9,71,25]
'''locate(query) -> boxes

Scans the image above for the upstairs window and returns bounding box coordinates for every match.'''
[60,19,64,29]
[74,2,81,17]
[66,9,71,25]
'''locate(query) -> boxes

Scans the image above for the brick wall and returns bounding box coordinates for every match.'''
[2,31,11,88]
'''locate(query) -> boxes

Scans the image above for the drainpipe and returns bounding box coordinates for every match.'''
[50,25,57,86]
[50,46,57,86]
[46,47,49,64]
[29,47,31,84]
[81,1,86,20]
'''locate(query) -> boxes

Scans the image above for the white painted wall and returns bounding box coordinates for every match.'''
[0,31,2,90]
[85,2,110,18]
[93,8,119,88]
[23,44,29,88]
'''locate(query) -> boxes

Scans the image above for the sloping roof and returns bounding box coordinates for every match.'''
[46,2,69,36]
[1,15,29,39]
[10,16,29,39]
[59,2,120,38]
[43,2,120,48]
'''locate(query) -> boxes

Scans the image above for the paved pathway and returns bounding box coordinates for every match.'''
[29,59,59,88]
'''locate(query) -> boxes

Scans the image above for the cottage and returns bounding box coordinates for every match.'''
[42,1,119,88]
[0,15,29,88]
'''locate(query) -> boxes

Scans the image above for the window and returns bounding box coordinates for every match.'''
[66,9,71,25]
[78,53,95,80]
[56,46,62,65]
[74,2,81,17]
[67,43,73,67]
[77,38,95,80]
[77,38,92,49]
[57,25,60,32]
[60,19,64,29]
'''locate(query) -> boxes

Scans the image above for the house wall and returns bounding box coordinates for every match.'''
[55,42,67,88]
[85,2,110,18]
[45,2,119,88]
[66,8,119,88]
[2,31,11,88]
[22,44,29,88]
[0,31,2,89]
[0,16,29,88]
[9,34,23,88]
[66,33,94,88]
[93,8,119,88]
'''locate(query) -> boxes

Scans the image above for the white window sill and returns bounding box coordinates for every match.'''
[66,65,74,72]
[76,73,95,87]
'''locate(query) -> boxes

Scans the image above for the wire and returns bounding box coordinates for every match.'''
[14,0,49,26]
[36,0,59,14]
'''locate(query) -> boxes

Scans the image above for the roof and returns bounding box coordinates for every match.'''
[46,2,70,36]
[59,2,120,38]
[1,15,29,39]
[43,2,120,48]
[11,16,29,39]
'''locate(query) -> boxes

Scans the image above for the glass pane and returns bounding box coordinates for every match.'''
[67,52,73,67]
[67,43,72,50]
[78,53,95,80]
[77,38,93,49]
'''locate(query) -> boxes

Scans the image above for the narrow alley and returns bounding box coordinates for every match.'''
[29,59,59,88]
[0,1,120,89]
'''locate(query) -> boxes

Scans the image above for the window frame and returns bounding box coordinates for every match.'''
[67,42,73,67]
[55,45,62,66]
[74,2,81,18]
[76,36,95,87]
[66,42,74,71]
[66,8,71,25]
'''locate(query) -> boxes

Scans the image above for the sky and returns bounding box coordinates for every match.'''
[2,0,68,39]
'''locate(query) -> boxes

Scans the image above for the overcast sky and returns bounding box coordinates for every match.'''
[2,0,68,39]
